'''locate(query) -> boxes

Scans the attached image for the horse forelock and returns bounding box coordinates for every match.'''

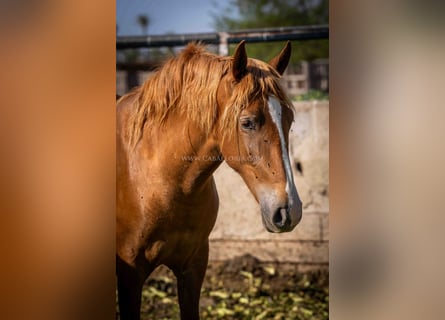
[126,43,292,147]
[219,58,293,142]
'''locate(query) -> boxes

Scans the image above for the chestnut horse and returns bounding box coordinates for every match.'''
[117,41,303,320]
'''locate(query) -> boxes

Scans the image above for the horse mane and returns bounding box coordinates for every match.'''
[127,42,292,147]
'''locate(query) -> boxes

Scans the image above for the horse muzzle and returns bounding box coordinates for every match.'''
[260,195,302,233]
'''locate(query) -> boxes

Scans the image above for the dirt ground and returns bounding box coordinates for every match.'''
[117,254,328,320]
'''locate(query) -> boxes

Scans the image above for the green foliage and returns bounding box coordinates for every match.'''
[293,90,329,101]
[212,0,329,62]
[213,0,328,31]
[123,49,140,63]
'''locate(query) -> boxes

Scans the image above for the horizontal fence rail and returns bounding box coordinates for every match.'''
[116,32,220,49]
[116,25,328,50]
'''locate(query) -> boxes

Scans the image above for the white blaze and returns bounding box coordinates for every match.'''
[267,96,300,209]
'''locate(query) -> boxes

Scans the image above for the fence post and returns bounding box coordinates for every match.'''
[126,71,139,92]
[218,32,229,56]
[301,61,309,93]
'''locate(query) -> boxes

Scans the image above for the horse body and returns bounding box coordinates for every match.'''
[117,41,302,320]
[117,90,220,319]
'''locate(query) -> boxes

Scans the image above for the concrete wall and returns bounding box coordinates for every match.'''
[209,101,329,267]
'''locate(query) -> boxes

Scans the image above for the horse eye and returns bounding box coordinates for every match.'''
[240,118,256,131]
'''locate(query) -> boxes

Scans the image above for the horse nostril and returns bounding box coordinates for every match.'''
[272,207,289,228]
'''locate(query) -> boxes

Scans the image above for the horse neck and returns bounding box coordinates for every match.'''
[140,112,223,196]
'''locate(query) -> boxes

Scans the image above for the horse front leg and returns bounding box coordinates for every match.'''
[116,256,149,320]
[174,241,209,320]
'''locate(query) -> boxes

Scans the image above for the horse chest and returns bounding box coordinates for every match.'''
[142,211,216,267]
[143,189,219,266]
[143,234,204,269]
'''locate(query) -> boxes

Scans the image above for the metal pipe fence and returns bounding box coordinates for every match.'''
[116,25,328,54]
[116,25,329,95]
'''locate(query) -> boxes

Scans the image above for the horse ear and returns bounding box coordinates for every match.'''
[232,40,247,81]
[268,41,292,75]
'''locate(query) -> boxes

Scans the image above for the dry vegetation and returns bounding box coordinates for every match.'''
[117,254,328,320]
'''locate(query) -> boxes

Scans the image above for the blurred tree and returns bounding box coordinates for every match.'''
[212,0,328,63]
[137,14,150,35]
[136,14,151,62]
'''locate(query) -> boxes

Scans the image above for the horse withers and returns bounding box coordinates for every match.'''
[116,40,302,320]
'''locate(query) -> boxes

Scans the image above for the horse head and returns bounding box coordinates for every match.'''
[216,41,303,233]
